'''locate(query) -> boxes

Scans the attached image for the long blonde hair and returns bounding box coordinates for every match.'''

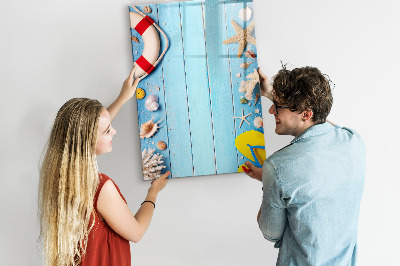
[38,98,103,265]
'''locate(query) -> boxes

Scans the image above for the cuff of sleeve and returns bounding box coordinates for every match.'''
[258,200,285,245]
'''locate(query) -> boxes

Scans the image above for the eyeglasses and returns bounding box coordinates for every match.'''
[273,100,291,114]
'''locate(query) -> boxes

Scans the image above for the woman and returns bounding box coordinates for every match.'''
[38,66,170,265]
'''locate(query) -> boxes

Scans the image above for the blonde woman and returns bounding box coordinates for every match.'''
[38,66,170,266]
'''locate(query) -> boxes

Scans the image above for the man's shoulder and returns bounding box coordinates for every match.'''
[267,124,364,166]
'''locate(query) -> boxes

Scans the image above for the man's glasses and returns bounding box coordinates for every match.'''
[273,100,291,114]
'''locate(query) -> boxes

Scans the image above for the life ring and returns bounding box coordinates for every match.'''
[130,6,169,81]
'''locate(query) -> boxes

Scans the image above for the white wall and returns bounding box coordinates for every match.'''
[1,0,399,265]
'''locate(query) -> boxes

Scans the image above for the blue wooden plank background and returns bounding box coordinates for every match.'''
[180,2,216,176]
[202,0,237,174]
[130,0,264,179]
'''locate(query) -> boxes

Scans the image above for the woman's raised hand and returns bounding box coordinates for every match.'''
[149,171,170,194]
[119,65,140,102]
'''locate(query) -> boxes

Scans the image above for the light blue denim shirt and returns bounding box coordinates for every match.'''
[258,122,365,266]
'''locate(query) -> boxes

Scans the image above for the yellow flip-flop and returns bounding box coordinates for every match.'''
[235,130,266,172]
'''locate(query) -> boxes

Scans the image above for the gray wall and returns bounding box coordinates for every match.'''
[1,0,399,265]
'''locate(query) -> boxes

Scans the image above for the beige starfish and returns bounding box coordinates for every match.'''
[234,108,252,128]
[223,20,256,58]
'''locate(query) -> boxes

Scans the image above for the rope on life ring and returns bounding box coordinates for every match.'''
[130,6,169,81]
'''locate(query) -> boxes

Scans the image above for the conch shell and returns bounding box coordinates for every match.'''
[139,117,162,139]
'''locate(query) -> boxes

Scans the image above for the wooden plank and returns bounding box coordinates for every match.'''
[130,5,172,176]
[180,1,216,176]
[224,0,265,168]
[157,2,194,178]
[202,0,238,174]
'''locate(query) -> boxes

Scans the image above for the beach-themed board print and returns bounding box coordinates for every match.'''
[129,0,266,179]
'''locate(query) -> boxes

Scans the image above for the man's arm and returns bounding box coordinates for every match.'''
[258,160,287,246]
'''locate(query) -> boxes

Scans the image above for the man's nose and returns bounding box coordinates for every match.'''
[269,104,276,114]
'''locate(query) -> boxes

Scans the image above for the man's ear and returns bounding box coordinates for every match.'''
[302,109,313,122]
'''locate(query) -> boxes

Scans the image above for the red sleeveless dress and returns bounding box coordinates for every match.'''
[81,173,131,265]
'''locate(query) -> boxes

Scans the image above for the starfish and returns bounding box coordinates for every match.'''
[234,108,252,128]
[223,20,256,58]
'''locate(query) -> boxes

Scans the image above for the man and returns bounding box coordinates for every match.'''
[245,67,365,265]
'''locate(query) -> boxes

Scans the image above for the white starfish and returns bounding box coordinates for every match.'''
[234,108,252,128]
[223,20,256,58]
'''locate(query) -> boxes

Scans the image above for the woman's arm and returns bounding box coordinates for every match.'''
[97,171,170,243]
[107,65,140,122]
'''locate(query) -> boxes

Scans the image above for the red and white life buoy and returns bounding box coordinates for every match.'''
[130,6,169,81]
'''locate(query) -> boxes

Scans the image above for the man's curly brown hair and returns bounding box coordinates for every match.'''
[272,66,333,124]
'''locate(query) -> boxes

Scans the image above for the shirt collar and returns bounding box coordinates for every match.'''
[290,122,334,144]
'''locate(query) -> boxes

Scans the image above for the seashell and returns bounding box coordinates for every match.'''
[131,36,140,43]
[240,98,249,104]
[139,117,162,139]
[145,95,159,105]
[157,141,167,150]
[245,50,256,59]
[146,102,159,112]
[239,7,252,21]
[254,117,263,128]
[145,95,159,111]
[143,6,152,13]
[136,88,145,99]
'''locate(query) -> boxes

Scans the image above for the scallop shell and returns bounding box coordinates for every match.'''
[145,95,159,104]
[136,88,145,99]
[157,141,167,150]
[145,95,159,111]
[139,117,161,139]
[239,7,252,21]
[146,102,159,111]
[254,117,263,128]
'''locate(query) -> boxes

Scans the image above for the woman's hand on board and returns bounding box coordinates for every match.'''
[119,65,140,102]
[149,171,170,195]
